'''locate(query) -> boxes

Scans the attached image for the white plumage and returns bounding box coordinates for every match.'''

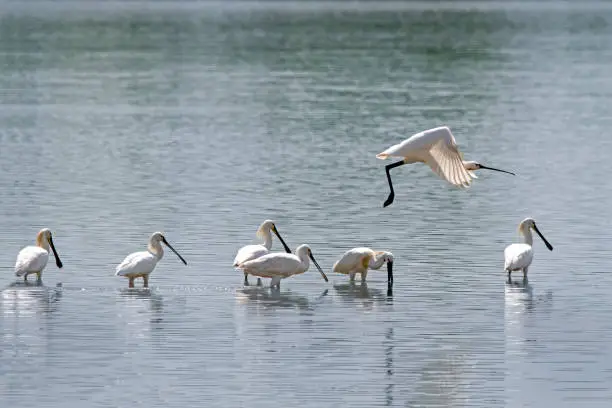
[115,251,159,277]
[377,126,514,207]
[332,247,394,284]
[115,232,187,288]
[504,218,553,282]
[15,247,50,277]
[377,126,473,186]
[14,228,63,281]
[504,244,533,273]
[236,244,328,288]
[233,220,291,285]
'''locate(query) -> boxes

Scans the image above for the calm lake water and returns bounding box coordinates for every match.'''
[1,1,612,407]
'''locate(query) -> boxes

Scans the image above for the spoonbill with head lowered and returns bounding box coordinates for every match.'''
[504,218,553,282]
[236,244,328,289]
[332,247,394,285]
[115,232,187,288]
[14,228,63,282]
[233,220,292,285]
[376,126,515,207]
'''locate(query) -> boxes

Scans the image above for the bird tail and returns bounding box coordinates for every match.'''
[376,152,389,160]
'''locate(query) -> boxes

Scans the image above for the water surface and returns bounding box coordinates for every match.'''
[1,1,612,407]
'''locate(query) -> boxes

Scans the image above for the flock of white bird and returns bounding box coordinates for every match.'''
[13,126,553,289]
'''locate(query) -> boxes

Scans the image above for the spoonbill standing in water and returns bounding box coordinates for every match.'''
[115,232,187,288]
[236,244,328,289]
[233,220,292,285]
[376,126,515,207]
[332,248,394,285]
[504,218,553,282]
[14,228,63,281]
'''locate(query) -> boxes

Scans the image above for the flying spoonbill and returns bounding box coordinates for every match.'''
[376,126,515,207]
[233,220,292,285]
[115,232,187,288]
[504,218,553,282]
[14,228,63,281]
[332,248,394,285]
[236,244,328,288]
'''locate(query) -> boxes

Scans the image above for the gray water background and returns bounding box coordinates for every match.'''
[1,1,612,407]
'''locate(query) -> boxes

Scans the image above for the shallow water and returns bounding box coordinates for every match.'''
[1,1,612,407]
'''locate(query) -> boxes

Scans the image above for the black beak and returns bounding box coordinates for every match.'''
[533,225,553,251]
[387,261,393,285]
[48,236,63,268]
[272,226,292,254]
[162,237,188,265]
[309,252,328,282]
[478,164,515,176]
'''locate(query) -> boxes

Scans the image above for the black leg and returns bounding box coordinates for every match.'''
[383,160,406,208]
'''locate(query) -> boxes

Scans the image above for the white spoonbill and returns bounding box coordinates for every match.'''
[332,248,394,285]
[376,126,515,207]
[14,228,63,281]
[236,244,328,289]
[233,220,292,285]
[504,218,553,282]
[115,232,187,288]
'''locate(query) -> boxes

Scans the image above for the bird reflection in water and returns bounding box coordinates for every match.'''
[333,282,393,310]
[117,288,164,324]
[2,280,63,316]
[505,279,553,314]
[235,286,328,313]
[384,327,394,406]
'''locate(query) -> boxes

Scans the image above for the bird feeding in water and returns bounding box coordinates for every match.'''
[115,232,187,288]
[236,244,328,289]
[504,218,553,282]
[332,247,394,285]
[233,220,292,285]
[14,228,63,282]
[376,126,515,207]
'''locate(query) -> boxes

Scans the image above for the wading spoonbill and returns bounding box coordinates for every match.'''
[504,218,553,282]
[115,232,187,288]
[236,244,328,289]
[332,248,394,285]
[376,126,515,207]
[233,220,291,285]
[14,228,63,281]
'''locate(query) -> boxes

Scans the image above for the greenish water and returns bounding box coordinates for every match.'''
[1,2,612,407]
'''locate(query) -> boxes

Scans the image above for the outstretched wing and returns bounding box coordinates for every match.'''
[376,126,451,160]
[424,138,473,188]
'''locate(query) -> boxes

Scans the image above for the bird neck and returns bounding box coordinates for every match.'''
[148,241,164,259]
[296,246,311,268]
[36,233,50,251]
[520,227,534,246]
[261,229,273,250]
[369,253,387,270]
